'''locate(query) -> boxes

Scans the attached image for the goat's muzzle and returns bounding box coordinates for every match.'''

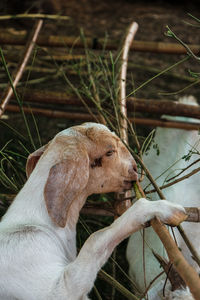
[128,162,138,182]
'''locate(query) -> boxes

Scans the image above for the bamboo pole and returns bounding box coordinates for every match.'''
[0,31,199,54]
[5,104,200,131]
[3,90,200,120]
[6,104,96,121]
[130,117,200,130]
[119,22,139,144]
[115,22,138,216]
[127,97,200,120]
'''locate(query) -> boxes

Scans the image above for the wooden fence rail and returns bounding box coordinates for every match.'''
[0,31,200,54]
[1,90,200,119]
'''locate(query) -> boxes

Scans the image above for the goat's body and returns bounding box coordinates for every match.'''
[0,169,77,300]
[127,97,200,299]
[0,123,187,299]
[0,229,90,300]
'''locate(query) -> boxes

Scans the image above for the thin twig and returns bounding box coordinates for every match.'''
[0,13,70,21]
[160,78,200,96]
[146,167,200,194]
[142,270,165,298]
[166,26,200,61]
[80,29,106,125]
[132,153,165,199]
[166,158,200,182]
[111,249,117,300]
[177,224,200,266]
[99,270,139,300]
[0,19,43,117]
[0,50,36,149]
[127,56,189,98]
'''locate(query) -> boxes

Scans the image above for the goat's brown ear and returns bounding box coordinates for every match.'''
[44,152,89,228]
[26,144,48,178]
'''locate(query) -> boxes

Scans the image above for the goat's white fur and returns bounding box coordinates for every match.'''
[127,96,200,300]
[0,122,186,300]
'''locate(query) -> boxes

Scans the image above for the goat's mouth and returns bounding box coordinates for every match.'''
[122,180,136,191]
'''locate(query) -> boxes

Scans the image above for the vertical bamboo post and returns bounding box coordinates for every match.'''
[119,22,139,144]
[115,22,138,215]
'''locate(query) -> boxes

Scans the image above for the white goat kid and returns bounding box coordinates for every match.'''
[0,123,186,300]
[127,96,200,300]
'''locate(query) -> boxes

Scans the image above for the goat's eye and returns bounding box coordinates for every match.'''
[106,150,115,157]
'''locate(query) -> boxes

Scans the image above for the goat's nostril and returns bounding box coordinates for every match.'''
[132,163,138,174]
[128,164,138,179]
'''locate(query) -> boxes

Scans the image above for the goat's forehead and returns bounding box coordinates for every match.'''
[81,122,111,132]
[56,123,115,138]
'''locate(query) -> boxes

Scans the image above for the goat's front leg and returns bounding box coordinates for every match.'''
[51,199,186,300]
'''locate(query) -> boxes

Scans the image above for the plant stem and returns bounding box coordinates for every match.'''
[0,13,70,21]
[99,270,139,300]
[127,56,189,97]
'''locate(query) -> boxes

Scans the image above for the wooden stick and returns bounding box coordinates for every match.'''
[151,217,200,300]
[115,22,138,216]
[0,19,43,117]
[177,224,200,267]
[184,207,200,222]
[3,90,200,120]
[0,31,199,54]
[146,167,200,194]
[127,97,200,120]
[6,104,97,121]
[0,193,199,222]
[5,104,200,131]
[130,117,200,131]
[133,182,200,300]
[0,13,70,21]
[119,22,139,144]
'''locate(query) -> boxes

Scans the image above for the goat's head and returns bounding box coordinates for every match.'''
[26,123,138,227]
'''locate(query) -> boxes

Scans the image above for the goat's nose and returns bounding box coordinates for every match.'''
[128,162,138,180]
